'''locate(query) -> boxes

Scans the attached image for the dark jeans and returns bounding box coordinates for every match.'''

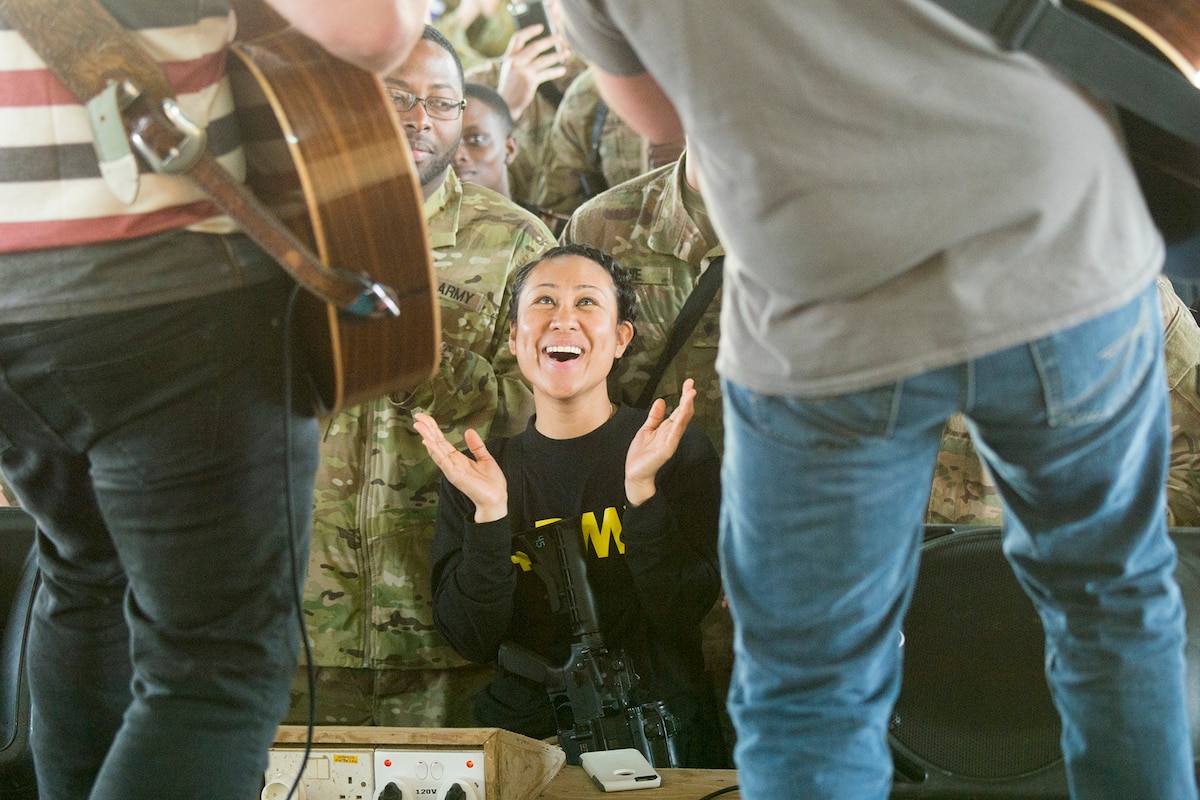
[0,278,319,800]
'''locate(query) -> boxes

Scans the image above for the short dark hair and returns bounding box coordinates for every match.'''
[420,25,465,92]
[464,83,514,136]
[509,243,638,328]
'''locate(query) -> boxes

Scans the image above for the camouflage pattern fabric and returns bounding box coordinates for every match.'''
[1160,276,1200,527]
[532,67,648,219]
[295,170,552,724]
[433,7,515,71]
[282,664,494,727]
[561,154,724,455]
[925,413,1003,525]
[466,55,588,209]
[925,276,1200,528]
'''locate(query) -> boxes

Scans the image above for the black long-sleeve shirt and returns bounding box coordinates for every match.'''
[430,404,723,765]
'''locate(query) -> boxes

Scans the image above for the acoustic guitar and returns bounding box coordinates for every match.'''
[1067,0,1200,241]
[227,1,440,413]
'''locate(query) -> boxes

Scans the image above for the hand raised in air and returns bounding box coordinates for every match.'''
[414,413,509,523]
[624,378,696,507]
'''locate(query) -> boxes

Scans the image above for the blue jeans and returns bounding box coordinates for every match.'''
[0,277,319,800]
[721,281,1197,799]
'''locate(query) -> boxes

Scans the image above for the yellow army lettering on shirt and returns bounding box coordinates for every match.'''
[512,507,626,570]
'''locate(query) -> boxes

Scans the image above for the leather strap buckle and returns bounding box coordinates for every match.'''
[121,81,208,175]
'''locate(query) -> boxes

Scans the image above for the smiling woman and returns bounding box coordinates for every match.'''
[504,244,635,438]
[414,242,729,768]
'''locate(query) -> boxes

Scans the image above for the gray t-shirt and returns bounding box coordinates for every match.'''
[561,0,1162,396]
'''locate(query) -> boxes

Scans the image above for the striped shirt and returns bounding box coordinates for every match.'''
[0,0,243,252]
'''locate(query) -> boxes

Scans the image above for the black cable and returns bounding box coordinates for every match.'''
[694,786,740,800]
[280,282,316,800]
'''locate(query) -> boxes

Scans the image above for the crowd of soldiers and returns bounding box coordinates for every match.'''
[4,0,1200,773]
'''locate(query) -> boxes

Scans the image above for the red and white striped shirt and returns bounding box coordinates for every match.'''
[0,3,244,253]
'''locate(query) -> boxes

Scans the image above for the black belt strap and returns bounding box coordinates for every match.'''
[634,256,723,409]
[928,0,1200,148]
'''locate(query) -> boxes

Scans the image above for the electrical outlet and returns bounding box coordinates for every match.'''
[372,750,486,800]
[263,748,375,800]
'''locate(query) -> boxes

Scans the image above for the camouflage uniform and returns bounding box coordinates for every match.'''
[925,413,1003,525]
[532,67,648,219]
[433,7,515,72]
[562,153,724,453]
[561,152,733,760]
[1160,275,1200,527]
[925,276,1200,528]
[465,55,588,210]
[288,170,553,727]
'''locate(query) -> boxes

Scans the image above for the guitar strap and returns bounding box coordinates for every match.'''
[634,256,723,409]
[579,100,611,201]
[926,0,1200,149]
[0,0,401,318]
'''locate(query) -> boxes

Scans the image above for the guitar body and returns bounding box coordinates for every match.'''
[1069,0,1200,242]
[227,2,439,413]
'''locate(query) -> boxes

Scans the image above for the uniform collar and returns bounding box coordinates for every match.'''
[643,151,724,271]
[423,168,463,250]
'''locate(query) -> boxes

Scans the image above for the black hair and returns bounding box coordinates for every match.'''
[464,82,515,137]
[509,243,638,328]
[420,24,465,92]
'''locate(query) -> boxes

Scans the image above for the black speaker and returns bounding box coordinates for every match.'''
[0,508,39,800]
[889,525,1200,799]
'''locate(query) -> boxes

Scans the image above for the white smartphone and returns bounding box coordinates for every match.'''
[579,748,662,792]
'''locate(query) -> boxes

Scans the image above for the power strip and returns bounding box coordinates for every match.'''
[261,747,486,800]
[374,750,486,800]
[262,748,374,800]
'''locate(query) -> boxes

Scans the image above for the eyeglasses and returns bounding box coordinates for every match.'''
[386,88,466,121]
